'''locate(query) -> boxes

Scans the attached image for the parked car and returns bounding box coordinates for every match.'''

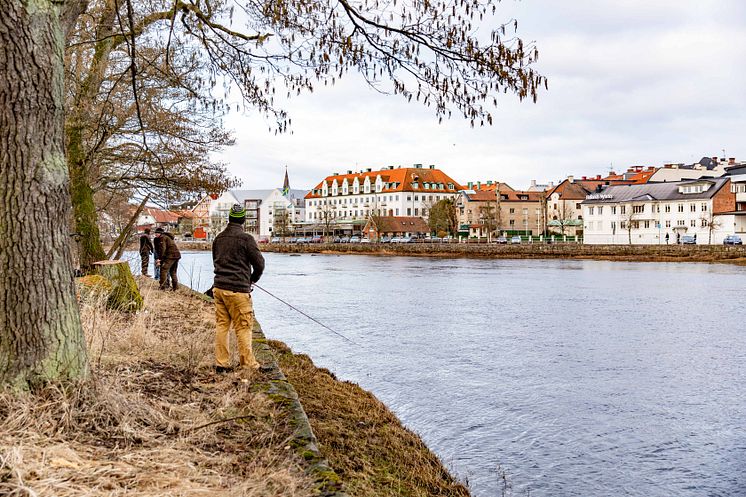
[510,236,522,244]
[400,236,413,243]
[270,236,281,243]
[495,236,508,244]
[723,235,743,245]
[379,236,391,243]
[257,235,269,243]
[390,236,403,243]
[681,235,696,245]
[339,236,350,243]
[442,235,454,243]
[430,236,443,243]
[349,236,361,243]
[310,235,323,243]
[333,236,342,243]
[360,237,371,243]
[288,237,298,243]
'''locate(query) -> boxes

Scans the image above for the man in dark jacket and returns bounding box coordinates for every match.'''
[139,228,154,276]
[153,227,165,281]
[212,204,265,372]
[159,231,181,291]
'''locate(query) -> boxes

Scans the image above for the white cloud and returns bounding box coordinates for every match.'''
[216,1,746,191]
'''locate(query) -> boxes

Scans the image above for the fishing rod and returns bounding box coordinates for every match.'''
[252,283,359,346]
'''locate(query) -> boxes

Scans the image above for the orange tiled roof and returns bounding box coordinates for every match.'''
[305,167,463,199]
[466,182,515,192]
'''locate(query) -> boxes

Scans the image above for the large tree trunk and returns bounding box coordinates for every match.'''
[0,0,88,386]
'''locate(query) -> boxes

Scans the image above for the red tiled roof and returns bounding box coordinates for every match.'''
[144,208,179,223]
[305,167,463,199]
[366,216,430,233]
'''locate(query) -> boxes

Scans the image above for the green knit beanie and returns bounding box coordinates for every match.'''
[229,204,246,223]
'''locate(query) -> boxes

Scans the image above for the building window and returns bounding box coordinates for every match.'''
[644,220,650,228]
[414,208,419,216]
[665,205,671,213]
[702,203,708,211]
[407,208,411,215]
[690,219,696,227]
[690,204,696,212]
[509,208,515,214]
[414,195,419,201]
[666,220,671,228]
[702,219,708,227]
[589,206,595,215]
[621,221,626,229]
[633,205,644,214]
[598,206,603,215]
[621,205,626,214]
[576,203,581,209]
[678,204,684,212]
[611,206,616,214]
[509,220,515,226]
[677,220,685,226]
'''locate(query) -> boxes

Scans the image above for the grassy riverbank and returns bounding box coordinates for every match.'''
[0,278,469,496]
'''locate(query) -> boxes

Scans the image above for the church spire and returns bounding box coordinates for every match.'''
[282,166,290,196]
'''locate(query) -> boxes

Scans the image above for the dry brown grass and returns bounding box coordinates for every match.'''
[269,340,471,497]
[0,278,315,497]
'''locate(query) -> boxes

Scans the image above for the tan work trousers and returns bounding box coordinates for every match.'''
[213,288,258,369]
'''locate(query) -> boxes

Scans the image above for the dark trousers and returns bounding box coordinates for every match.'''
[159,258,179,290]
[140,252,150,275]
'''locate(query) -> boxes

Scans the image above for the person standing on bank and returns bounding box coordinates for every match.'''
[139,228,154,276]
[212,204,265,373]
[153,227,164,281]
[159,231,181,291]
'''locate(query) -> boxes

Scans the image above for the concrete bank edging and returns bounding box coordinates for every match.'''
[179,284,347,497]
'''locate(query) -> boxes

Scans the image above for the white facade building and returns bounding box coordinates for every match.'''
[197,188,307,238]
[303,165,462,233]
[582,178,737,245]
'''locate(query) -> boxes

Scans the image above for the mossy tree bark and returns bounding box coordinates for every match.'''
[65,0,118,273]
[0,0,88,387]
[94,260,143,312]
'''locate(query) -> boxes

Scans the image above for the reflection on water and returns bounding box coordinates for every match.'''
[128,251,746,497]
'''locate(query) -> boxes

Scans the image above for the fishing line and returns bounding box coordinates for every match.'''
[252,283,359,346]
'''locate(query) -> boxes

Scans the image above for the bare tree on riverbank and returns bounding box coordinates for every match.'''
[1,0,545,386]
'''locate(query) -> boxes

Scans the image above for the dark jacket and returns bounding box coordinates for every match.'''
[212,223,265,293]
[153,235,164,259]
[139,234,153,255]
[160,232,181,260]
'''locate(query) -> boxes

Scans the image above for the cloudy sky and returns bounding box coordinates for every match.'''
[216,1,746,191]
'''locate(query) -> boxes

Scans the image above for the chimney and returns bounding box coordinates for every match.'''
[477,181,481,189]
[568,175,574,183]
[429,164,435,169]
[467,181,473,189]
[347,170,352,174]
[729,157,736,165]
[530,180,537,187]
[596,175,601,180]
[366,168,372,172]
[582,176,587,180]
[487,180,493,185]
[414,163,423,168]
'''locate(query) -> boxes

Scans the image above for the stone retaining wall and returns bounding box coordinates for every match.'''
[260,242,746,262]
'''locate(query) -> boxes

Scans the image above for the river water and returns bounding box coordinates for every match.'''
[131,251,746,497]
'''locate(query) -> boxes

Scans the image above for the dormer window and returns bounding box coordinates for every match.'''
[412,182,419,189]
[448,183,455,190]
